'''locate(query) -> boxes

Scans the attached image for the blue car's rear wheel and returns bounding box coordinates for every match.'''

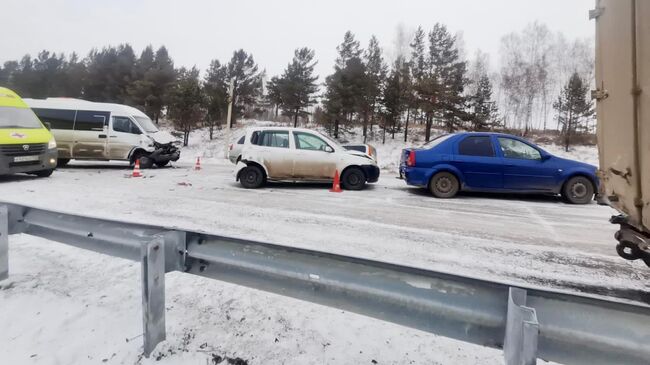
[562,176,594,204]
[429,172,459,198]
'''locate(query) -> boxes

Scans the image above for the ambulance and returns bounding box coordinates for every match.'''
[0,87,57,177]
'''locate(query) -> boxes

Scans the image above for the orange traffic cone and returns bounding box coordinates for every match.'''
[132,159,142,178]
[329,170,343,193]
[194,157,201,171]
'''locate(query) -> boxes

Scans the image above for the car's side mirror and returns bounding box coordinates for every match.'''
[44,122,52,130]
[324,145,334,153]
[541,153,551,161]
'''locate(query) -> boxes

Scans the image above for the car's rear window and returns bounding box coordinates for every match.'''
[458,136,495,157]
[251,130,290,148]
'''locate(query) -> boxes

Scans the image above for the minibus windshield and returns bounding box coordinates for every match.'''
[0,106,44,129]
[133,116,159,133]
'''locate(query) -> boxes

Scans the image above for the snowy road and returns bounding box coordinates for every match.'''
[1,159,648,364]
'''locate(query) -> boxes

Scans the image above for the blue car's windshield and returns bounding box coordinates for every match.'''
[423,134,454,148]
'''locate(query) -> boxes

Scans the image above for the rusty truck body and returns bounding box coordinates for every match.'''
[594,0,650,265]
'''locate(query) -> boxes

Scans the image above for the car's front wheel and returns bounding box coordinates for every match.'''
[429,172,459,198]
[562,176,594,204]
[239,165,265,189]
[132,152,154,169]
[341,167,366,190]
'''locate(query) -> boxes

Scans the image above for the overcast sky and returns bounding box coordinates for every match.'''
[2,0,594,82]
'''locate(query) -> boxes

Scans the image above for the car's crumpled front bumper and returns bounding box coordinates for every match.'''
[149,143,180,163]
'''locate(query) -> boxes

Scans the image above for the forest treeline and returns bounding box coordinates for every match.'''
[0,22,594,149]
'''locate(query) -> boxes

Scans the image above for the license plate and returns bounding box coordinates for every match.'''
[14,155,39,162]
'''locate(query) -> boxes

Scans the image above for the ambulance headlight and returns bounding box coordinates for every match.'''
[48,138,57,149]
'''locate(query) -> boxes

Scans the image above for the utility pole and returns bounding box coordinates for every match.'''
[224,79,235,158]
[226,79,235,130]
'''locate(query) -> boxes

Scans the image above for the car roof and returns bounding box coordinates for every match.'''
[0,87,29,108]
[23,97,149,118]
[450,131,534,140]
[245,126,322,133]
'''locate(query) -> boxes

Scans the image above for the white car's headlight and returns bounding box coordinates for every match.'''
[48,138,57,149]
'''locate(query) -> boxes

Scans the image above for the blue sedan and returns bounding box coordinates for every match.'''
[399,132,599,204]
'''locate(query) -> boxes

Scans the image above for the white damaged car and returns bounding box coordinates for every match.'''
[233,127,379,190]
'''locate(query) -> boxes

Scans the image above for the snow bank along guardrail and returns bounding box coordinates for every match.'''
[0,203,649,365]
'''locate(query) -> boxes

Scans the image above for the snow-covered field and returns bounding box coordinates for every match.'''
[1,122,647,365]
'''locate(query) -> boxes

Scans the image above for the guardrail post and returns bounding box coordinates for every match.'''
[141,236,166,357]
[0,205,7,281]
[504,287,539,365]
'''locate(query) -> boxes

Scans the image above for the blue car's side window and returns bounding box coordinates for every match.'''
[458,136,495,157]
[498,138,541,160]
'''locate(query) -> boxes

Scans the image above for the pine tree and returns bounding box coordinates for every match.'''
[266,76,283,119]
[62,52,86,98]
[324,31,367,139]
[553,72,594,151]
[381,60,404,144]
[203,59,229,139]
[335,31,362,68]
[468,75,499,131]
[410,27,427,82]
[362,36,387,140]
[168,67,205,146]
[426,23,467,136]
[128,46,156,115]
[148,46,176,123]
[85,44,137,103]
[274,47,319,127]
[226,50,263,124]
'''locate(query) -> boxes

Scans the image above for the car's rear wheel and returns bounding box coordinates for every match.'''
[239,165,265,189]
[562,176,594,204]
[429,172,459,198]
[155,160,170,168]
[341,167,366,190]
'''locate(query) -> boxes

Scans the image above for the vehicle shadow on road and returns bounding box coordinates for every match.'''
[405,186,564,204]
[262,181,377,192]
[0,174,42,184]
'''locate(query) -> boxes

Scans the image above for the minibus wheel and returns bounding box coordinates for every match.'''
[132,152,154,169]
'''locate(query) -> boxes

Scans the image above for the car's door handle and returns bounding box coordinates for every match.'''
[98,134,107,139]
[109,135,117,138]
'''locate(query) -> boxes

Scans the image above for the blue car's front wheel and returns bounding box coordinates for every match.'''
[429,172,459,199]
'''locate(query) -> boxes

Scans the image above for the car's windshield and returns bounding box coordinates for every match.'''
[0,106,44,129]
[133,116,159,133]
[423,133,454,148]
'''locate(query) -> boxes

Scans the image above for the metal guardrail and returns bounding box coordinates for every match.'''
[1,202,649,365]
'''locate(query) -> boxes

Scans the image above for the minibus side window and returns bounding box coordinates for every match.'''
[75,110,109,131]
[32,108,75,130]
[112,117,142,135]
